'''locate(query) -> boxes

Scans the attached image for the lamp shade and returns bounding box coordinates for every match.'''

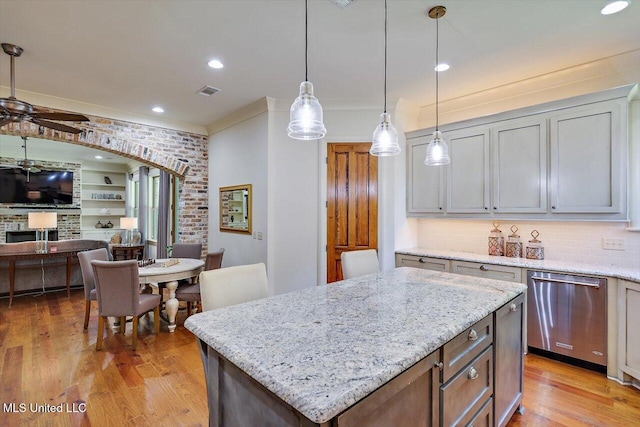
[424,131,450,166]
[120,217,138,230]
[287,81,327,140]
[370,112,400,156]
[28,212,57,229]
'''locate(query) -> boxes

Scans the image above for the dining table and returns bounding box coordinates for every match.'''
[137,258,204,332]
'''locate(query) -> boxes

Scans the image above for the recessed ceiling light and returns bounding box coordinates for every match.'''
[208,59,224,69]
[601,1,629,14]
[152,106,164,113]
[435,63,450,72]
[94,155,103,159]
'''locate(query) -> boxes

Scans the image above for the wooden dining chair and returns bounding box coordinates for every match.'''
[199,262,268,312]
[77,248,110,330]
[91,259,161,351]
[176,248,225,316]
[340,249,379,279]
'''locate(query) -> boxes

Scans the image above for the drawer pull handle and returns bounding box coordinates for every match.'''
[468,329,478,341]
[468,367,479,380]
[510,303,517,312]
[419,257,426,263]
[479,265,488,271]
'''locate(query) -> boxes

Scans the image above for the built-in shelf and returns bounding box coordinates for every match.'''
[81,164,127,239]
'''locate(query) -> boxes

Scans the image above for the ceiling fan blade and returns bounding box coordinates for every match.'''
[31,112,89,122]
[30,118,83,134]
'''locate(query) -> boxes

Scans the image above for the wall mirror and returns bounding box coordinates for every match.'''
[219,184,252,234]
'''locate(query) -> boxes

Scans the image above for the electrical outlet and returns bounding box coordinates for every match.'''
[602,238,625,251]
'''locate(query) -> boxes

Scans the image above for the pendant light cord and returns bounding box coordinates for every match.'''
[305,0,308,82]
[435,13,439,131]
[383,0,388,114]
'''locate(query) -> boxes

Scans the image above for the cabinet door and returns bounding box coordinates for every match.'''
[494,293,525,427]
[491,117,547,213]
[619,280,640,380]
[336,350,440,427]
[549,100,624,213]
[446,126,490,213]
[407,137,445,214]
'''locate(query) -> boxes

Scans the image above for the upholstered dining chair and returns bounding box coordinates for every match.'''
[340,249,379,280]
[171,242,203,260]
[91,259,161,351]
[176,248,225,316]
[199,262,268,312]
[77,248,110,330]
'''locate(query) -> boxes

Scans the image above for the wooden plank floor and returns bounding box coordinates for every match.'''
[1,290,639,426]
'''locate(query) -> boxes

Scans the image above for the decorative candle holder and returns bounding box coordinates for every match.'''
[505,225,523,258]
[488,221,505,256]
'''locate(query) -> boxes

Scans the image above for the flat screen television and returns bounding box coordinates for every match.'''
[0,168,74,204]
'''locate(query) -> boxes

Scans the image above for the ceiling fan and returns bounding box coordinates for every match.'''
[0,136,43,181]
[0,43,89,134]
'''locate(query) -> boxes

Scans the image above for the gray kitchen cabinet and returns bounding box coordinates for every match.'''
[618,280,640,381]
[494,293,525,427]
[395,253,451,272]
[451,260,522,283]
[549,99,626,215]
[407,137,446,214]
[447,126,491,214]
[491,117,547,213]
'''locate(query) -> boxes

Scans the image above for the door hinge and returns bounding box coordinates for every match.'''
[326,200,328,208]
[325,156,328,164]
[325,245,328,252]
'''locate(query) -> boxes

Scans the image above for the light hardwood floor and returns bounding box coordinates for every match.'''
[1,289,639,426]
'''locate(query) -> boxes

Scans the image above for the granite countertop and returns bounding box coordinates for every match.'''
[185,267,526,424]
[396,248,640,282]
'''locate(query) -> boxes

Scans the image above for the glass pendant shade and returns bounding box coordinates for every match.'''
[370,112,400,156]
[424,130,450,166]
[287,81,326,140]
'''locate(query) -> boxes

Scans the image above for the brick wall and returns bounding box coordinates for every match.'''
[1,110,209,252]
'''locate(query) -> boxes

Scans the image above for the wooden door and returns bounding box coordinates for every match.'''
[327,143,378,283]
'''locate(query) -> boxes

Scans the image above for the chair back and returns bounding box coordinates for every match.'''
[204,248,225,271]
[340,249,379,279]
[91,259,140,317]
[78,248,110,300]
[171,243,202,259]
[200,263,268,312]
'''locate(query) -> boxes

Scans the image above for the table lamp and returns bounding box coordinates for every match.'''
[120,217,138,246]
[28,212,57,254]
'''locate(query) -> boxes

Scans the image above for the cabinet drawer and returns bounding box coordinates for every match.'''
[467,397,493,427]
[442,314,493,383]
[441,346,493,427]
[451,261,522,283]
[395,254,450,272]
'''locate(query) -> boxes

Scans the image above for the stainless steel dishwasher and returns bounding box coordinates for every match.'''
[527,270,607,366]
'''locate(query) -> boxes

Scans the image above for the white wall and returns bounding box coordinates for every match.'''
[414,219,640,269]
[208,112,269,273]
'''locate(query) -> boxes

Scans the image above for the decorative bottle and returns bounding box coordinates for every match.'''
[505,225,523,258]
[526,230,544,260]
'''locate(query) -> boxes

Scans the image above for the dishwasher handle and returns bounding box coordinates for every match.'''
[530,274,600,289]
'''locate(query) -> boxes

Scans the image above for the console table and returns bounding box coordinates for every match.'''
[111,244,145,261]
[1,249,81,308]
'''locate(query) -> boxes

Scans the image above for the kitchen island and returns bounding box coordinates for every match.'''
[185,267,527,426]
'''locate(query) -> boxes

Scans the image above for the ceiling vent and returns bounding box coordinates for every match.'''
[197,85,221,96]
[328,0,357,8]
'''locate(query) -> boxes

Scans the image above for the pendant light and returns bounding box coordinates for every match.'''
[287,0,327,140]
[424,5,450,166]
[370,0,400,157]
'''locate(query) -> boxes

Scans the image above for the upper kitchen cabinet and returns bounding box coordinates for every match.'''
[407,137,445,214]
[549,99,626,215]
[406,85,633,221]
[447,126,490,214]
[491,117,547,214]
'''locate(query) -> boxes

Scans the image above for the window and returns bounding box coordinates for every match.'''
[150,174,160,240]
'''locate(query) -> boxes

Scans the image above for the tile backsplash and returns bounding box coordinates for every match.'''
[417,219,640,269]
